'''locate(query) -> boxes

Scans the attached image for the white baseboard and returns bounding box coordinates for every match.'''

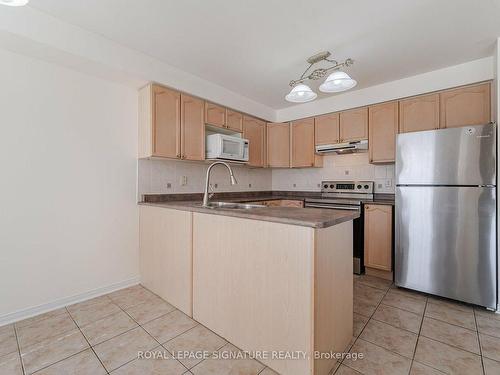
[0,276,140,326]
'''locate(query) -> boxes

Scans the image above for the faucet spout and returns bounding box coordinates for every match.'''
[202,162,238,207]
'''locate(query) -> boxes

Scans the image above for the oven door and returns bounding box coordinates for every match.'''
[305,201,364,274]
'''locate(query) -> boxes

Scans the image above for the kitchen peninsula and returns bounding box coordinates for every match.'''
[139,196,358,375]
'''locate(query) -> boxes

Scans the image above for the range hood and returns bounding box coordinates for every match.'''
[315,139,368,154]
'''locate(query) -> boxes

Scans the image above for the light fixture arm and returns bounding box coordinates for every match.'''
[289,57,354,87]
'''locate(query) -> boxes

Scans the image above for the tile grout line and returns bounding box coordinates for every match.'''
[473,309,486,375]
[112,293,193,373]
[340,280,393,374]
[13,322,26,375]
[64,306,110,374]
[408,293,428,374]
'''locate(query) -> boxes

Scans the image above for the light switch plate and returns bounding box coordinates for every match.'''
[179,176,187,186]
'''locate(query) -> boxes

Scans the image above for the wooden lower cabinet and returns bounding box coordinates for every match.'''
[368,101,398,163]
[266,122,290,167]
[192,213,353,375]
[364,204,392,273]
[139,206,192,316]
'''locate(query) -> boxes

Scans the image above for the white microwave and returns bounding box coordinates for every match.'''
[206,133,249,162]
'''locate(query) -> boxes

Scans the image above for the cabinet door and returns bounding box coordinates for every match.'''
[205,102,226,128]
[291,118,315,168]
[315,113,339,145]
[339,107,368,142]
[139,206,192,316]
[440,83,491,128]
[226,109,243,132]
[242,116,265,167]
[267,122,290,167]
[181,94,205,161]
[152,85,181,158]
[399,93,439,133]
[368,101,398,163]
[364,204,392,271]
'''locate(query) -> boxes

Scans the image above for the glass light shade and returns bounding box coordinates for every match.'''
[285,84,317,103]
[0,0,29,5]
[319,71,357,93]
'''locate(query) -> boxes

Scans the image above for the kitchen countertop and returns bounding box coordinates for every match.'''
[139,200,360,229]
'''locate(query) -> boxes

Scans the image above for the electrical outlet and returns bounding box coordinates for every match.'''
[248,183,252,188]
[166,183,172,189]
[344,170,350,175]
[213,183,218,189]
[179,176,187,186]
[385,180,392,187]
[377,183,383,189]
[293,183,297,188]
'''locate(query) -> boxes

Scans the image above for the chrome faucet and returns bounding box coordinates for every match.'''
[202,162,238,207]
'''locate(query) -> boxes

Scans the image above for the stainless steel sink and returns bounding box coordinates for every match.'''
[201,201,266,209]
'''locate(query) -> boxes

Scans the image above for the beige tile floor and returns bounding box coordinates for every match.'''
[1,277,499,375]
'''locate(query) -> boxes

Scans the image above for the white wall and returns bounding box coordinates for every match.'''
[272,154,395,193]
[0,48,139,322]
[138,159,272,198]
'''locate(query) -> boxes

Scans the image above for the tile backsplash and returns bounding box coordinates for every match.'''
[271,153,395,193]
[138,152,395,200]
[138,158,273,199]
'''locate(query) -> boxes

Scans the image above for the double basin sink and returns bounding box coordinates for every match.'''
[201,201,266,210]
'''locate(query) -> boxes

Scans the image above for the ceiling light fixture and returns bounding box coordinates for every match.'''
[0,0,29,6]
[286,51,356,103]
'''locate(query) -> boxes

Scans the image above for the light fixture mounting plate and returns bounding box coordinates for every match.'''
[307,51,331,64]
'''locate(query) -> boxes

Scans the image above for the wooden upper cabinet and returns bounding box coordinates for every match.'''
[205,102,226,128]
[339,107,368,142]
[291,118,315,168]
[266,122,290,168]
[242,116,266,167]
[181,94,205,161]
[440,82,491,128]
[226,109,243,132]
[150,85,181,158]
[364,204,392,271]
[315,113,339,145]
[369,101,398,163]
[399,93,439,133]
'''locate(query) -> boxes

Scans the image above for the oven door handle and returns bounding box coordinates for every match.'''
[305,203,360,211]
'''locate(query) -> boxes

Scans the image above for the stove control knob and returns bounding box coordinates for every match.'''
[330,184,335,189]
[357,184,362,189]
[323,184,328,189]
[364,184,369,189]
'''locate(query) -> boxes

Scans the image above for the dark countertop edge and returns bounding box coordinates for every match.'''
[138,202,360,229]
[142,191,394,204]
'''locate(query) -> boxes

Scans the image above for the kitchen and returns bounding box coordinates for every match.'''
[1,1,500,375]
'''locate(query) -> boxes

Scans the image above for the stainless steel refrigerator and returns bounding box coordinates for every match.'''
[395,123,497,309]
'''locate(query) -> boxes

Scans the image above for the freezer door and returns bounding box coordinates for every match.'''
[396,123,496,185]
[395,186,496,309]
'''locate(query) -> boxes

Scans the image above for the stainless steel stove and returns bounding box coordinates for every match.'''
[304,181,374,274]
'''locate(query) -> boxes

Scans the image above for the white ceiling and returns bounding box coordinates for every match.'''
[28,0,500,110]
